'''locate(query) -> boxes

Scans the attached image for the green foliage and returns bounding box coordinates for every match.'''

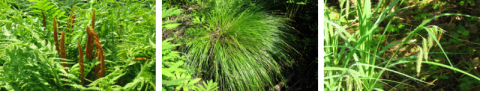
[459,0,475,6]
[448,34,463,44]
[457,24,470,36]
[431,75,448,79]
[0,0,156,90]
[414,13,431,21]
[180,0,296,90]
[458,76,480,90]
[162,7,182,30]
[28,0,67,19]
[0,42,67,91]
[162,38,219,91]
[192,16,205,24]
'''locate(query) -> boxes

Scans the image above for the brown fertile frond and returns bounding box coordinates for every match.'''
[93,35,105,79]
[41,10,46,27]
[77,41,85,86]
[135,14,139,25]
[118,4,122,15]
[72,15,75,29]
[98,55,106,79]
[68,6,75,30]
[60,30,69,89]
[53,17,60,56]
[85,26,94,61]
[67,16,71,29]
[131,57,151,61]
[60,30,66,58]
[66,7,75,42]
[53,18,57,41]
[60,30,68,73]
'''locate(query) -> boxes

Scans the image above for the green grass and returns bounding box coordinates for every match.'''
[177,0,297,90]
[325,0,480,90]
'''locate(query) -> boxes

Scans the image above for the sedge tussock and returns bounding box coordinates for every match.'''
[77,41,85,86]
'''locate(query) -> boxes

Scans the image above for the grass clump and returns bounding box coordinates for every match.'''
[180,0,296,90]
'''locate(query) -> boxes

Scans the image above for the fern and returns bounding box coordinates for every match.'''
[162,7,182,30]
[28,0,67,19]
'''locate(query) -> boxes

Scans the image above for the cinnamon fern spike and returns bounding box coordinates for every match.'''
[67,16,71,29]
[77,41,85,86]
[53,17,60,56]
[98,55,105,79]
[118,4,122,15]
[93,36,104,79]
[41,10,46,27]
[60,30,68,73]
[53,17,57,42]
[66,7,75,41]
[92,9,95,30]
[72,15,75,29]
[68,6,73,27]
[132,57,151,61]
[85,26,94,60]
[60,30,69,89]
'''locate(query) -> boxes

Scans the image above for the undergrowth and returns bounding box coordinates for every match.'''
[0,0,156,90]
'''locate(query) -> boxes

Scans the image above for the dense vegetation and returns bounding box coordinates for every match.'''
[0,0,156,90]
[163,0,318,91]
[325,0,480,90]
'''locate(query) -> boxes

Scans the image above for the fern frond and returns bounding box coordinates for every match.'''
[28,0,67,24]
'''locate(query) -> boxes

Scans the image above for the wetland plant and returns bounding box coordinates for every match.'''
[181,0,297,90]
